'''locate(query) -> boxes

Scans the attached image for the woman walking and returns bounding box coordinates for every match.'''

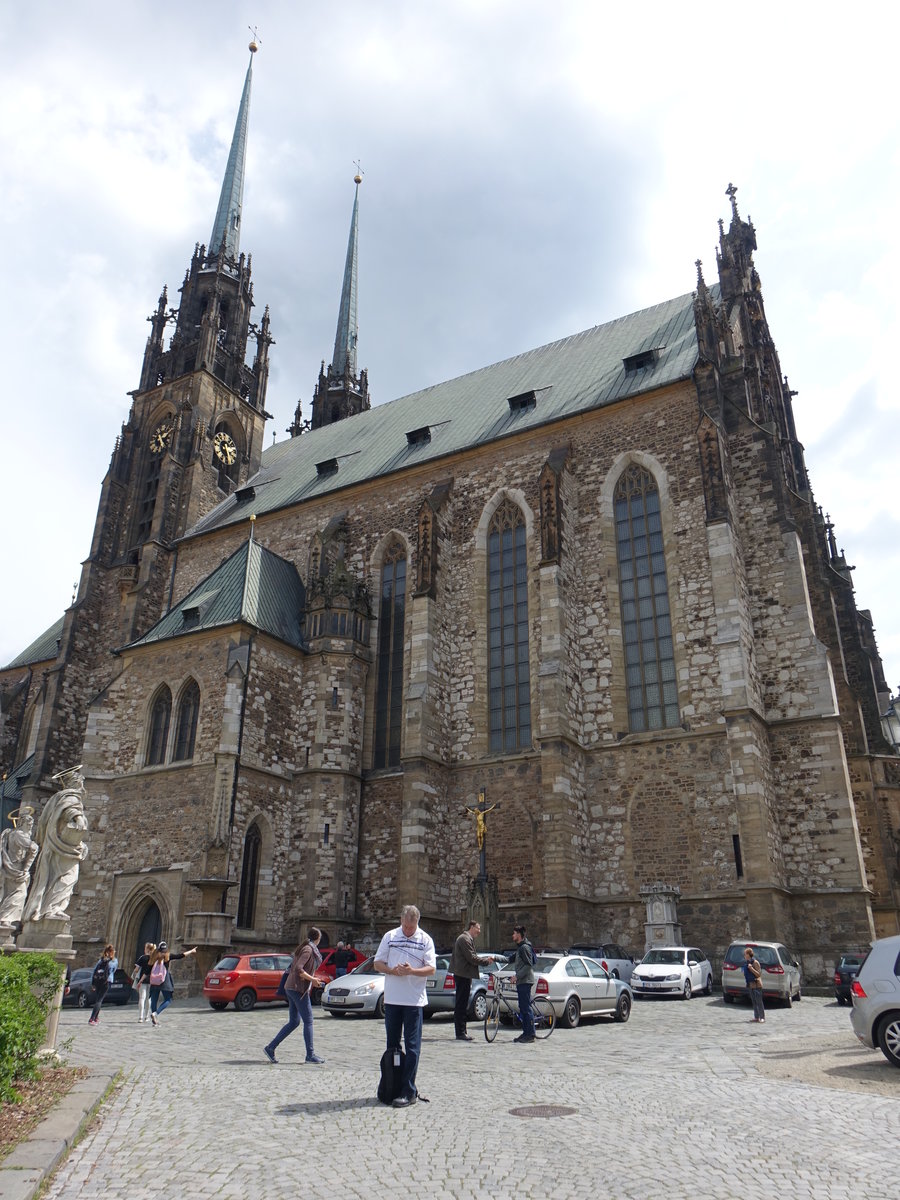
[132,941,156,1023]
[148,941,197,1026]
[264,927,325,1065]
[88,943,117,1026]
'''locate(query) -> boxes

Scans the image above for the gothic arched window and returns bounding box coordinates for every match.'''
[614,465,679,732]
[236,822,262,929]
[373,543,407,769]
[487,499,531,753]
[146,686,172,766]
[172,680,200,762]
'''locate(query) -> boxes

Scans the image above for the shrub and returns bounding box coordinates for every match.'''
[0,953,64,1103]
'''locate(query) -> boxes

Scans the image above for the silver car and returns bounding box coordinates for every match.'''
[631,947,714,1000]
[849,934,900,1068]
[568,943,635,983]
[491,953,633,1029]
[321,956,385,1018]
[425,953,505,1022]
[721,940,801,1006]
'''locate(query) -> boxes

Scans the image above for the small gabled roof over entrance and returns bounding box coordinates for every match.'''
[128,539,306,651]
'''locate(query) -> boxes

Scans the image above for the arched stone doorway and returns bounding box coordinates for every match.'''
[134,901,162,965]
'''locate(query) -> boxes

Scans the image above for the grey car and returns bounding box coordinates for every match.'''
[321,956,385,1018]
[568,943,635,983]
[425,953,506,1021]
[849,934,900,1067]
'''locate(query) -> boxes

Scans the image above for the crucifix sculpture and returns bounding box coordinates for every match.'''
[464,789,498,880]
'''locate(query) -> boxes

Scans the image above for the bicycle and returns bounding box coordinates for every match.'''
[483,977,556,1041]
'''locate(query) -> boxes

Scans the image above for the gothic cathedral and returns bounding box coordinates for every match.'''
[2,50,898,986]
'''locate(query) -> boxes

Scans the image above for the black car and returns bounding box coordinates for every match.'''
[63,966,136,1008]
[833,953,865,1005]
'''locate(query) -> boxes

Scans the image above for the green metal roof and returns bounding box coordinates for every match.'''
[191,287,706,538]
[3,616,65,670]
[128,538,306,651]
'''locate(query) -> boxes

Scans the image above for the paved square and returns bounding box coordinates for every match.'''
[45,993,897,1199]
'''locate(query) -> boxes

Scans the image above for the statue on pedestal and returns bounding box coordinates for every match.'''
[0,807,39,927]
[22,765,89,923]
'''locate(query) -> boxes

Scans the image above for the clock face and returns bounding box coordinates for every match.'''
[214,430,238,465]
[149,421,174,454]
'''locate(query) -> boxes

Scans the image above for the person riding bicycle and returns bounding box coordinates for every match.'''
[511,925,536,1043]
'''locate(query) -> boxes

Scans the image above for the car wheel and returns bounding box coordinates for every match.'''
[374,994,385,1019]
[76,991,88,1009]
[470,992,488,1022]
[722,993,734,1004]
[795,983,802,1002]
[836,994,846,1006]
[563,995,581,1029]
[209,1001,228,1011]
[234,988,256,1012]
[784,989,793,1009]
[614,992,632,1023]
[876,1012,900,1068]
[611,969,620,979]
[682,980,692,1001]
[704,975,713,996]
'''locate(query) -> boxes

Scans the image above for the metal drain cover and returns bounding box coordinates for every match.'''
[509,1104,577,1119]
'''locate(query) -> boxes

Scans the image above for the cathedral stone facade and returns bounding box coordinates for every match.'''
[2,58,898,988]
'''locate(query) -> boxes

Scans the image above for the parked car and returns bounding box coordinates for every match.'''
[63,966,136,1008]
[569,943,635,983]
[203,952,294,1011]
[490,953,633,1029]
[316,946,368,982]
[321,957,386,1018]
[721,940,801,1006]
[424,953,506,1021]
[850,934,900,1068]
[833,953,865,1005]
[631,947,713,1000]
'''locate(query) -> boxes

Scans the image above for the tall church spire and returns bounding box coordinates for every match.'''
[331,173,362,377]
[298,172,370,435]
[209,42,257,259]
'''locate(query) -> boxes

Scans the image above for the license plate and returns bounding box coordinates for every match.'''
[426,980,435,988]
[501,982,516,994]
[208,978,220,986]
[330,995,345,1004]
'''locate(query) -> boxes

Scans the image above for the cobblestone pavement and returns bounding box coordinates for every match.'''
[45,993,897,1200]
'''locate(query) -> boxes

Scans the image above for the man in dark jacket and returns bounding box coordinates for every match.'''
[449,920,482,1041]
[511,925,535,1043]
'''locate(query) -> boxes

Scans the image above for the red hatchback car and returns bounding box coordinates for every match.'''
[316,947,367,982]
[204,952,294,1011]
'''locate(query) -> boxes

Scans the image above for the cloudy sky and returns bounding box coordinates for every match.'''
[2,2,898,697]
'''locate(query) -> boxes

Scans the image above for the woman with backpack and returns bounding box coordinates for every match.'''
[148,940,197,1026]
[88,943,117,1026]
[263,927,325,1065]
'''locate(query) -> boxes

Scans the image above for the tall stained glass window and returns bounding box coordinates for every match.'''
[236,823,261,929]
[614,465,679,731]
[373,544,406,768]
[488,499,531,753]
[146,686,172,766]
[172,680,200,761]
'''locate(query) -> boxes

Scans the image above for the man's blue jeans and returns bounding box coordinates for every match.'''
[384,1004,423,1099]
[517,983,535,1039]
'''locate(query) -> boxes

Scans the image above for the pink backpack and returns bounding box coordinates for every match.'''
[150,959,167,985]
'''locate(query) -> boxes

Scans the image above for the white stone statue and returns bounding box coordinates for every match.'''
[22,765,89,923]
[0,808,39,926]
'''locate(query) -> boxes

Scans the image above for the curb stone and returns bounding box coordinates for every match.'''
[0,1069,119,1200]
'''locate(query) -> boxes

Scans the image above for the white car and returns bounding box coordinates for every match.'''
[849,934,900,1068]
[631,946,713,1000]
[321,957,385,1018]
[491,953,633,1028]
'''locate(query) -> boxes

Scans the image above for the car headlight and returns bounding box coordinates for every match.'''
[664,974,681,981]
[353,982,378,995]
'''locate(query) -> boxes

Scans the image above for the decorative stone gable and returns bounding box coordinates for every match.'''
[415,480,452,597]
[538,446,569,564]
[697,414,728,524]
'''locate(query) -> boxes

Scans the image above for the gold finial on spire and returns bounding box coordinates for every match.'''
[353,159,364,186]
[248,25,260,53]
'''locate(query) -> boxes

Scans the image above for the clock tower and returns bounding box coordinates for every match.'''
[19,44,272,803]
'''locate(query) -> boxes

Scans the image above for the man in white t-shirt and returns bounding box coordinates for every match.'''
[374,905,436,1107]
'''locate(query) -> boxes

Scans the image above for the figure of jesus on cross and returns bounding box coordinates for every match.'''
[464,789,497,880]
